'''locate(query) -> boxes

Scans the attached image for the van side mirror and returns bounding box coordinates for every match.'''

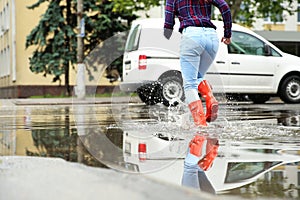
[264,44,272,56]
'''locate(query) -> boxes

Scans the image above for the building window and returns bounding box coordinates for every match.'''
[271,171,284,180]
[264,13,284,24]
[0,46,10,77]
[6,46,10,76]
[0,3,9,34]
[298,171,300,186]
[298,3,300,22]
[0,50,3,77]
[0,2,10,78]
[0,11,2,34]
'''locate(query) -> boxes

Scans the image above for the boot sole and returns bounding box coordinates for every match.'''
[206,103,218,122]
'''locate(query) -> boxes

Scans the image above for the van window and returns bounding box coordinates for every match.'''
[228,31,281,57]
[270,47,281,57]
[225,161,281,183]
[125,24,141,52]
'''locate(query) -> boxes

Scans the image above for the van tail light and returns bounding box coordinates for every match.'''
[138,143,147,161]
[138,55,147,70]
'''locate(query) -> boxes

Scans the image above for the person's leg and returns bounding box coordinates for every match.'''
[197,170,216,194]
[181,135,216,194]
[198,80,219,122]
[197,137,219,194]
[180,27,207,126]
[197,28,219,83]
[182,161,216,194]
[180,28,204,102]
[197,29,220,122]
[198,137,219,171]
[181,135,206,188]
[181,161,201,189]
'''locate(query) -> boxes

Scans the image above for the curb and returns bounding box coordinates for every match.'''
[11,97,143,106]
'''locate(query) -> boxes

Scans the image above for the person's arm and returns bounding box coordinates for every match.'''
[212,0,232,43]
[164,0,176,30]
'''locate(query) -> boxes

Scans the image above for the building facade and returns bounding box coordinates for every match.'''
[0,0,116,98]
[0,0,63,98]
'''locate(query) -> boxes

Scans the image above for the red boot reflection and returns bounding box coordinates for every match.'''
[198,138,219,171]
[181,133,219,194]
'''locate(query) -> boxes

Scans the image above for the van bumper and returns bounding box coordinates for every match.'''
[120,81,157,92]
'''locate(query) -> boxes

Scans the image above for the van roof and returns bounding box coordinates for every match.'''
[131,17,253,35]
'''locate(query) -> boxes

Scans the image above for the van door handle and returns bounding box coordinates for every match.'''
[231,62,240,65]
[216,61,225,64]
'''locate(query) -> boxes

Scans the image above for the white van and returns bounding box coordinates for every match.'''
[120,18,300,106]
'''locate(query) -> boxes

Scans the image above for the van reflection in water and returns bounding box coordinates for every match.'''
[122,129,300,197]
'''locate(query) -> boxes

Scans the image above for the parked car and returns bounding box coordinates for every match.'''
[120,18,300,106]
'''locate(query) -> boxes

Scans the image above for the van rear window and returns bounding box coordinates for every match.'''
[125,24,141,52]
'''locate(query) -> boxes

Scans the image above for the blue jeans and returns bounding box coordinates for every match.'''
[180,27,219,104]
[181,150,216,194]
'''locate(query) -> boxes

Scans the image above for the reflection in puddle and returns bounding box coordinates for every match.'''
[228,106,300,128]
[0,103,300,199]
[122,127,300,195]
[278,114,300,127]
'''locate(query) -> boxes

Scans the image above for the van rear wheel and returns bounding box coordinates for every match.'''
[159,75,184,107]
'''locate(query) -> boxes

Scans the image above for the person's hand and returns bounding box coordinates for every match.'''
[221,37,231,45]
[163,28,173,40]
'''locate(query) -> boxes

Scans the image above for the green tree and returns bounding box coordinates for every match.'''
[111,0,161,17]
[26,0,159,96]
[26,0,76,96]
[228,0,297,27]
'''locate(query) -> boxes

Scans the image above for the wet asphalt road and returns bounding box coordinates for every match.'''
[0,97,300,199]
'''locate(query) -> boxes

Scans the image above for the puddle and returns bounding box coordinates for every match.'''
[0,102,300,199]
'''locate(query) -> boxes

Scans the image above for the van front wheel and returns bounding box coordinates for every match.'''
[159,76,185,107]
[279,75,300,103]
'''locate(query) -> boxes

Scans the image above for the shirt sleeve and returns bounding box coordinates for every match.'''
[164,0,176,29]
[213,0,232,38]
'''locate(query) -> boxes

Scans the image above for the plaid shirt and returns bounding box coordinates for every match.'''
[164,0,232,38]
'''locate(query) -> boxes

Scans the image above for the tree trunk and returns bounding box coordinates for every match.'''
[229,0,243,22]
[64,0,72,96]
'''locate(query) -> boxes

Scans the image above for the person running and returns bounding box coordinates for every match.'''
[164,0,232,127]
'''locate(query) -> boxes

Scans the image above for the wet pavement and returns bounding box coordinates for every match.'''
[1,156,214,200]
[0,97,300,199]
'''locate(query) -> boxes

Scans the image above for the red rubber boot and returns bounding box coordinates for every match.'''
[188,100,207,127]
[198,80,219,122]
[198,138,219,171]
[189,135,206,157]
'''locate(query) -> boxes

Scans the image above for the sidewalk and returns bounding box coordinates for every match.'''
[0,96,284,107]
[0,156,217,200]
